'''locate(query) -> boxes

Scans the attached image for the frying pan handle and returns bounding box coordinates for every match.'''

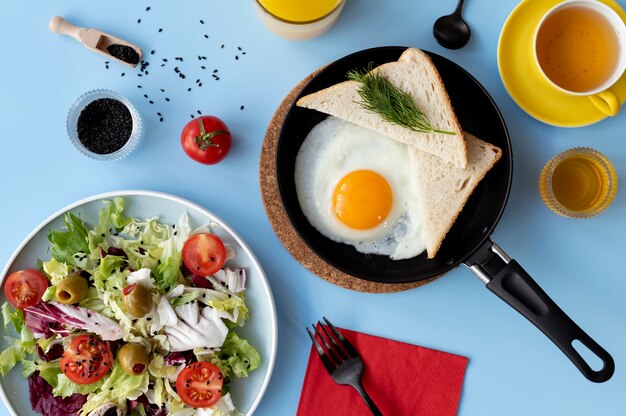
[467,239,614,383]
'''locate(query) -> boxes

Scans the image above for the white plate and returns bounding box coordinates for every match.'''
[0,190,277,416]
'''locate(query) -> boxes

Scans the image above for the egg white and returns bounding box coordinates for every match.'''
[294,116,426,260]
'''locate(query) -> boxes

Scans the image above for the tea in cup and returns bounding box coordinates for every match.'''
[539,148,617,218]
[533,0,626,116]
[254,0,346,40]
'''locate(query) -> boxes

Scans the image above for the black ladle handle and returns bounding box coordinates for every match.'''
[466,239,615,383]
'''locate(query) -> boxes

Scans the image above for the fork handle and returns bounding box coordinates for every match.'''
[351,381,383,416]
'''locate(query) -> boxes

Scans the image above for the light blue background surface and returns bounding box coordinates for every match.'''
[0,1,624,415]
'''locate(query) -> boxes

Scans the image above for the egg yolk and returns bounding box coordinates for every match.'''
[332,170,393,230]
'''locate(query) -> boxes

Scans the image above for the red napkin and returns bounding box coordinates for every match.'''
[297,326,468,416]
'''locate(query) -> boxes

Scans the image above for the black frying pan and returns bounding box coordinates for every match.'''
[276,46,614,382]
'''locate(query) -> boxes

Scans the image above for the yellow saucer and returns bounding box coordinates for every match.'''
[498,0,626,127]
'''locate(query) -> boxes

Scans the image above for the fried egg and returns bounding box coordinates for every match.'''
[294,116,426,260]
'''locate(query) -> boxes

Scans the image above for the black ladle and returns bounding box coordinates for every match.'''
[433,0,471,49]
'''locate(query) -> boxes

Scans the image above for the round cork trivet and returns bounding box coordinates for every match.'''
[259,68,441,293]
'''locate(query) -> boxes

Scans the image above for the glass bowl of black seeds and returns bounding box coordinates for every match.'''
[67,89,142,161]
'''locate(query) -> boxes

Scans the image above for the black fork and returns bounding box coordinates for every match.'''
[306,317,383,416]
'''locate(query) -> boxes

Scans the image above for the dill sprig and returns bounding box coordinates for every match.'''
[346,66,455,135]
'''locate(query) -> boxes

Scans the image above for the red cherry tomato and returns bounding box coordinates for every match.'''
[181,116,231,165]
[4,269,48,309]
[176,362,223,408]
[182,233,226,276]
[60,335,112,384]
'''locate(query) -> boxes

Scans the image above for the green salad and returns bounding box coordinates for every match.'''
[0,198,259,416]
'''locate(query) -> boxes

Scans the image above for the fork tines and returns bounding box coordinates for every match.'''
[306,316,358,370]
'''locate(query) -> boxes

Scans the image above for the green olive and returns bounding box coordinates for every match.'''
[55,275,89,304]
[117,343,149,376]
[122,284,152,318]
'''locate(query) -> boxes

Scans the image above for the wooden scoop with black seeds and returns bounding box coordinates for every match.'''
[49,16,142,67]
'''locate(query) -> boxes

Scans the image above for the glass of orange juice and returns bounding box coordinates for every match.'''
[539,147,618,218]
[254,0,346,40]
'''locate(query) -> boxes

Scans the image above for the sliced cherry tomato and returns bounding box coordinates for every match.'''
[181,116,232,165]
[182,233,226,276]
[176,362,223,408]
[60,335,112,384]
[4,269,48,309]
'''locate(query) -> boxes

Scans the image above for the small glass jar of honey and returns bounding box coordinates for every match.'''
[539,147,617,218]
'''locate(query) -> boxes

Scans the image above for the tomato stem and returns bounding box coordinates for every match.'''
[195,119,228,151]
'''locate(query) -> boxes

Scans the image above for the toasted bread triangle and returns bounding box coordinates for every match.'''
[409,132,502,258]
[297,48,467,168]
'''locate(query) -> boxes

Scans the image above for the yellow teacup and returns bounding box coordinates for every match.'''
[254,0,346,40]
[532,0,626,116]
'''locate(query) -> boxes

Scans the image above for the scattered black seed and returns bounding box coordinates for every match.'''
[242,51,246,55]
[197,110,202,115]
[165,97,170,102]
[149,100,154,104]
[106,44,140,65]
[157,112,162,116]
[200,19,204,24]
[198,83,202,87]
[220,44,224,48]
[235,55,239,60]
[144,94,148,98]
[105,65,109,69]
[121,73,125,77]
[146,6,151,11]
[196,78,200,83]
[240,105,245,110]
[76,98,132,155]
[151,50,155,55]
[204,34,209,39]
[188,88,192,92]
[137,85,142,88]
[160,88,165,92]
[137,73,143,77]
[190,114,195,119]
[161,64,165,67]
[159,117,163,122]
[174,67,179,73]
[174,230,177,235]
[137,19,141,24]
[158,28,163,32]
[237,46,242,51]
[213,69,218,73]
[105,61,110,64]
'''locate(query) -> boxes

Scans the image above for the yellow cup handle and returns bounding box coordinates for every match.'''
[589,89,621,117]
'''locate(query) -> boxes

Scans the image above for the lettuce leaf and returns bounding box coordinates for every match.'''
[0,325,36,376]
[1,301,24,333]
[42,258,69,286]
[48,213,90,266]
[207,294,248,326]
[216,332,260,378]
[53,373,104,397]
[78,361,149,415]
[88,198,132,257]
